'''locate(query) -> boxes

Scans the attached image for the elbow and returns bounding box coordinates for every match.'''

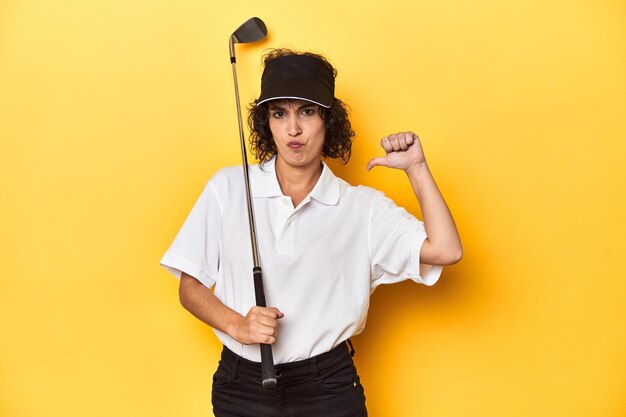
[434,246,463,266]
[445,248,463,265]
[422,239,463,266]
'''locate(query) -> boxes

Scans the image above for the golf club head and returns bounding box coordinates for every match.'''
[230,17,267,61]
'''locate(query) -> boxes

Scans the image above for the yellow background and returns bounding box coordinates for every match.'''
[1,0,625,416]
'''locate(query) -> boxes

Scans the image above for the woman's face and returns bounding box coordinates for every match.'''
[268,99,325,170]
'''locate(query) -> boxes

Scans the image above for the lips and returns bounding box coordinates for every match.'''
[287,141,304,149]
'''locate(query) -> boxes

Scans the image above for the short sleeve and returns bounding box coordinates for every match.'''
[369,192,443,289]
[159,178,223,289]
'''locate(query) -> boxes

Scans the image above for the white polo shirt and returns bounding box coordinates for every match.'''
[160,157,442,363]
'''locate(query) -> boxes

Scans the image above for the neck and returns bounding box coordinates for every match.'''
[275,157,323,207]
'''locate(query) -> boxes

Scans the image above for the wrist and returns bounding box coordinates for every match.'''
[225,313,244,341]
[405,160,428,176]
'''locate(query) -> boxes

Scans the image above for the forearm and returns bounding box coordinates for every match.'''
[179,272,282,345]
[179,272,242,338]
[406,162,462,265]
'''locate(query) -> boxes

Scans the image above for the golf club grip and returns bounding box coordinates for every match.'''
[253,267,268,307]
[260,344,276,389]
[253,267,277,388]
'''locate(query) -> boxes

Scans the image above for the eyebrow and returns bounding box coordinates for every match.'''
[268,102,316,111]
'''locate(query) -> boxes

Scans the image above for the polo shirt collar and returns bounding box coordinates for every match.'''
[251,157,340,206]
[251,157,283,198]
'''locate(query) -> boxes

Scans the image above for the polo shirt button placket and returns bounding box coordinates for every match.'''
[274,196,294,255]
[276,215,296,255]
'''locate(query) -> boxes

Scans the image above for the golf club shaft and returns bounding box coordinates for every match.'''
[231,60,277,389]
[231,62,261,267]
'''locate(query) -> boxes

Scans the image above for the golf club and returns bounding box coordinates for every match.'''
[229,17,276,390]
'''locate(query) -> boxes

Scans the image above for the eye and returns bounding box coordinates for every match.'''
[271,111,284,119]
[300,108,316,116]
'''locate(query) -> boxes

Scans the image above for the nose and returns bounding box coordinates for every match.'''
[287,116,302,137]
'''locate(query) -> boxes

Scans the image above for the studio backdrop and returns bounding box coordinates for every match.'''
[1,1,625,416]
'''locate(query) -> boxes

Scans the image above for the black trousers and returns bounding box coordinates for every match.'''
[212,342,367,417]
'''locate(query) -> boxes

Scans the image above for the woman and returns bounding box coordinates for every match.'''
[161,49,462,416]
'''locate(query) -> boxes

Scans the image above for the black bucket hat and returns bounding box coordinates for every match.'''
[256,54,335,108]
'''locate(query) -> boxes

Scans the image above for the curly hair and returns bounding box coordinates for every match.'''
[247,49,355,164]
